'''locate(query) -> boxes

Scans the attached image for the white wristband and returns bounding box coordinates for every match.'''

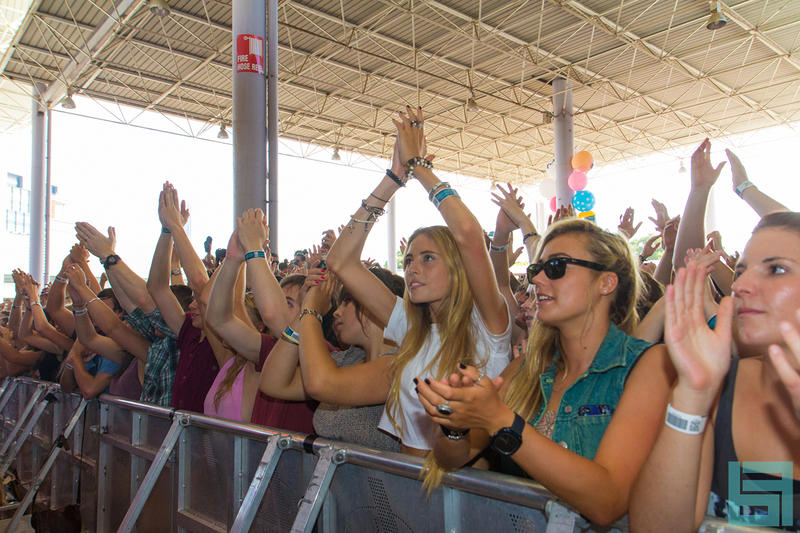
[665,403,707,435]
[734,180,756,198]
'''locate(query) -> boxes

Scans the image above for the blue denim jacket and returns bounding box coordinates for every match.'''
[532,323,652,460]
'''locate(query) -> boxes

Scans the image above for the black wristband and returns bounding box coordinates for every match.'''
[386,169,405,187]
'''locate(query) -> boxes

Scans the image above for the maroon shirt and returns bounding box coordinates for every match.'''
[171,315,220,413]
[250,334,316,434]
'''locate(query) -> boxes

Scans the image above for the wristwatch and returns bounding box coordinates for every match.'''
[489,412,525,456]
[102,254,121,269]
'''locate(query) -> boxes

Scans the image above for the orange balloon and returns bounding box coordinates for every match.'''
[572,151,593,172]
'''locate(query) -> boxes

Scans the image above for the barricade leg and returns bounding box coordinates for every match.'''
[545,500,578,533]
[5,398,88,533]
[290,446,342,533]
[229,436,284,533]
[116,414,186,533]
[0,384,46,458]
[0,388,56,477]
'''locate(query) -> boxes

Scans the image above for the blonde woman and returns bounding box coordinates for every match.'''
[416,219,673,525]
[322,107,511,455]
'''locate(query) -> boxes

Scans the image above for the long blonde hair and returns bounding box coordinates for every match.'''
[504,218,641,422]
[386,226,482,435]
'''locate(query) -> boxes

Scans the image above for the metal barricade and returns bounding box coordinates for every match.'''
[0,378,784,533]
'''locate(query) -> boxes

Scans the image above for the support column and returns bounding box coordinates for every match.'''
[29,83,46,283]
[44,109,52,283]
[266,0,279,255]
[232,0,267,225]
[552,78,573,210]
[387,196,397,273]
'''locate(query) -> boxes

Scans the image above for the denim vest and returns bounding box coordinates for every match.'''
[532,323,652,460]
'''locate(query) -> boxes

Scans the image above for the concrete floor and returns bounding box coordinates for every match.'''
[0,514,35,532]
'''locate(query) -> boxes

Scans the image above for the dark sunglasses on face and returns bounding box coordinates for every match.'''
[527,257,607,282]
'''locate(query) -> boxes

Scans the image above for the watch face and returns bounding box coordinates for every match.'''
[492,428,521,455]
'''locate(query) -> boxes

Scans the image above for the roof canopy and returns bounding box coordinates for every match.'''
[2,0,798,182]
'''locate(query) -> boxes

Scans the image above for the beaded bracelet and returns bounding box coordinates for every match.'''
[361,200,386,218]
[300,309,324,323]
[54,276,67,284]
[431,188,460,209]
[161,227,171,234]
[86,297,99,306]
[64,363,74,371]
[404,157,433,179]
[522,231,539,242]
[171,269,182,276]
[244,250,266,261]
[427,181,450,201]
[490,242,509,253]
[72,308,88,316]
[386,169,405,188]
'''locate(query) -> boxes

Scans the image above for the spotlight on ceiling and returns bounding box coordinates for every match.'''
[60,90,76,110]
[679,160,687,174]
[466,94,479,112]
[706,1,727,30]
[217,124,229,140]
[148,0,170,17]
[332,147,341,161]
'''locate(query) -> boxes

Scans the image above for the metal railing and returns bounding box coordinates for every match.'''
[0,377,779,532]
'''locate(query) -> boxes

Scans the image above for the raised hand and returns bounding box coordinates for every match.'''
[306,245,325,269]
[690,138,726,190]
[301,269,338,315]
[648,199,670,233]
[664,264,734,410]
[158,182,186,231]
[69,243,89,264]
[768,309,800,421]
[548,204,575,227]
[399,237,408,257]
[237,208,268,252]
[320,229,336,253]
[641,234,661,262]
[491,183,526,234]
[65,263,87,287]
[225,230,246,263]
[392,106,427,174]
[684,243,723,271]
[618,207,642,240]
[725,149,749,190]
[662,216,680,251]
[22,275,41,302]
[75,222,116,259]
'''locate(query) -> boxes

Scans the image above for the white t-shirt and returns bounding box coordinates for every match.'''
[378,297,512,450]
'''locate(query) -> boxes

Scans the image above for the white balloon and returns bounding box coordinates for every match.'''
[539,178,556,198]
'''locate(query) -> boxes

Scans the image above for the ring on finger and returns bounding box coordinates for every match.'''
[436,401,453,416]
[410,120,423,129]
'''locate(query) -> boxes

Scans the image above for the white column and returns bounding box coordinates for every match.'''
[29,83,46,283]
[232,0,267,226]
[552,78,573,210]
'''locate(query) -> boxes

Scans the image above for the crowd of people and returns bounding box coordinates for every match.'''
[0,108,798,531]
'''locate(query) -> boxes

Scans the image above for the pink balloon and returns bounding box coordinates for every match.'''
[568,170,587,191]
[549,196,557,212]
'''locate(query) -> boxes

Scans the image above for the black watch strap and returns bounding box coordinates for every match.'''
[490,412,525,456]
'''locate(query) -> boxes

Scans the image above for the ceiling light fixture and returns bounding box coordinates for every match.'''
[466,92,479,112]
[706,1,727,30]
[217,124,229,140]
[148,0,170,17]
[679,160,687,173]
[332,147,341,161]
[60,89,76,110]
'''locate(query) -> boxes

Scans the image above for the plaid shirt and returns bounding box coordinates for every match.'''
[124,308,178,407]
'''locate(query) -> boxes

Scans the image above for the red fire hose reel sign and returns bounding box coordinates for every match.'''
[236,34,264,74]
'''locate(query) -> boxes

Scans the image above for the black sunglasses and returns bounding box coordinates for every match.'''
[527,257,607,282]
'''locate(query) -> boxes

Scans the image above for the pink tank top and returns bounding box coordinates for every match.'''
[203,357,245,422]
